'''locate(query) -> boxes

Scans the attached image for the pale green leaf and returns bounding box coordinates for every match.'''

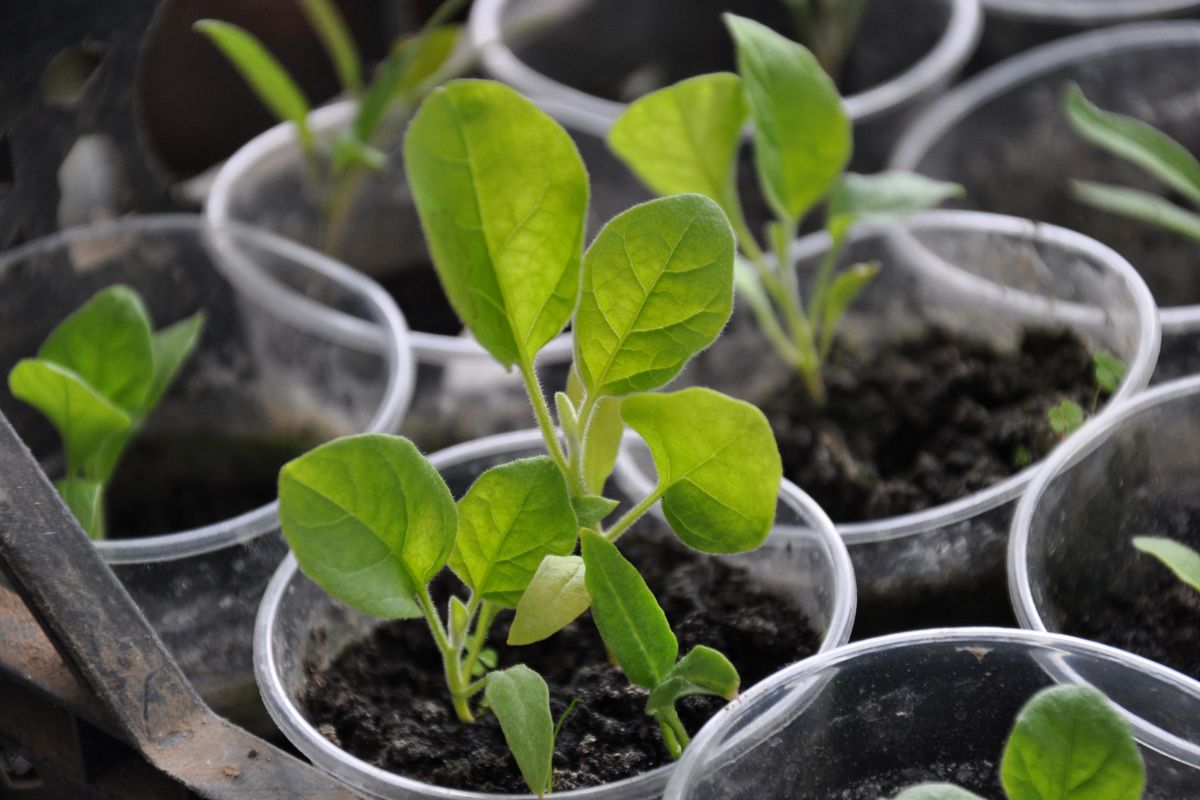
[889,786,987,800]
[1093,352,1126,395]
[1133,537,1200,592]
[554,390,578,438]
[448,595,470,645]
[826,171,963,242]
[581,529,677,689]
[405,79,588,369]
[1001,685,1144,800]
[355,25,461,142]
[56,477,104,540]
[572,494,619,528]
[1070,180,1200,242]
[567,367,623,494]
[819,261,878,357]
[725,13,850,223]
[1048,400,1084,435]
[299,0,362,93]
[144,311,204,413]
[485,665,555,798]
[574,194,735,396]
[645,645,740,717]
[508,554,590,645]
[621,388,781,553]
[278,434,457,619]
[450,457,578,607]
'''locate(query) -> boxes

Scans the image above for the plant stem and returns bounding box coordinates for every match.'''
[418,585,474,723]
[657,708,691,758]
[521,361,580,494]
[605,487,665,543]
[460,601,498,682]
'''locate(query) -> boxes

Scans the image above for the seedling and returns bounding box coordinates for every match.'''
[277,79,782,794]
[607,14,962,406]
[7,286,204,539]
[195,0,466,251]
[890,684,1145,800]
[1133,537,1200,595]
[780,0,868,81]
[1065,84,1200,243]
[1046,351,1126,437]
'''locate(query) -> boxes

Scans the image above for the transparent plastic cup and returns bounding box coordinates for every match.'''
[890,23,1200,380]
[615,210,1159,637]
[468,0,981,169]
[1010,375,1200,684]
[663,628,1200,799]
[0,215,414,732]
[254,428,856,800]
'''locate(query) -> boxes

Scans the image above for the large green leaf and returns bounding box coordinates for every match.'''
[144,312,204,413]
[485,665,555,798]
[1070,180,1200,242]
[607,73,748,217]
[1001,685,1144,800]
[889,786,986,800]
[574,194,735,396]
[405,80,589,369]
[38,285,155,415]
[1133,536,1200,592]
[278,434,457,619]
[581,529,677,689]
[826,171,963,242]
[645,645,739,717]
[1065,84,1200,205]
[566,367,623,494]
[508,554,589,646]
[621,388,781,554]
[725,13,850,224]
[449,457,578,607]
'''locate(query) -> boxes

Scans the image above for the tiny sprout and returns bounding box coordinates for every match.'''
[1046,351,1126,438]
[1133,537,1200,594]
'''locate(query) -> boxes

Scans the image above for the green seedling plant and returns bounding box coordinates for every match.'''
[195,0,466,251]
[889,684,1146,800]
[780,0,868,81]
[276,78,783,795]
[1132,537,1200,597]
[1065,84,1200,243]
[7,286,204,539]
[1046,351,1126,437]
[607,14,962,406]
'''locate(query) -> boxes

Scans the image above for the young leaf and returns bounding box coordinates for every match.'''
[1001,685,1144,800]
[1065,84,1200,206]
[572,495,619,528]
[574,194,736,397]
[555,390,578,438]
[581,529,677,689]
[621,388,781,554]
[566,367,623,494]
[448,595,470,646]
[485,665,555,798]
[1133,536,1200,592]
[888,786,987,800]
[299,0,362,93]
[278,434,457,619]
[725,13,851,224]
[354,25,461,143]
[193,21,314,151]
[450,457,579,607]
[607,73,748,217]
[645,645,740,718]
[1069,180,1200,242]
[818,261,879,356]
[56,477,104,540]
[1048,400,1085,436]
[145,312,204,413]
[405,79,589,370]
[508,554,590,646]
[826,172,964,242]
[1092,352,1126,395]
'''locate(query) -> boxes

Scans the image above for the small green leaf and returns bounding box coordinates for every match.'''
[581,529,677,689]
[278,434,457,619]
[1065,84,1200,206]
[1070,180,1200,242]
[826,171,964,242]
[818,261,879,356]
[194,20,314,151]
[354,25,461,143]
[555,391,578,438]
[331,133,387,174]
[56,477,104,540]
[1093,352,1127,394]
[1133,536,1200,593]
[1001,685,1144,800]
[472,646,498,677]
[299,0,362,93]
[645,645,740,717]
[621,388,781,554]
[572,495,619,528]
[485,665,555,798]
[888,786,987,800]
[607,73,748,218]
[145,311,204,413]
[405,79,588,370]
[1048,400,1085,436]
[448,595,470,646]
[508,555,590,646]
[566,367,623,494]
[725,13,850,224]
[574,194,735,397]
[450,457,579,607]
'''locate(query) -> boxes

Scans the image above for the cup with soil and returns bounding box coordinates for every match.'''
[207,96,650,452]
[254,428,856,799]
[662,627,1200,799]
[615,210,1160,638]
[890,22,1200,383]
[1010,374,1200,692]
[0,215,414,732]
[468,0,981,171]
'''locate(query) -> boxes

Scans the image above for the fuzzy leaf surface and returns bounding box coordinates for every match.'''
[508,554,589,645]
[486,665,555,797]
[566,367,623,494]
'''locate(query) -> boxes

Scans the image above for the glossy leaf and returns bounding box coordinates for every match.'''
[1070,180,1200,242]
[145,312,204,413]
[621,388,781,553]
[1048,400,1084,435]
[826,171,964,242]
[608,73,748,217]
[1001,685,1144,800]
[299,0,362,93]
[572,494,619,528]
[725,13,850,223]
[450,457,578,607]
[56,477,104,540]
[581,529,677,689]
[1133,536,1200,592]
[278,434,457,619]
[889,786,986,800]
[485,665,555,798]
[567,367,623,494]
[645,645,739,717]
[1093,352,1126,394]
[405,79,589,369]
[508,554,590,645]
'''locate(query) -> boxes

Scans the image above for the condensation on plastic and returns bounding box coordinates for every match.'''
[254,428,856,800]
[615,210,1159,635]
[664,628,1200,799]
[0,214,414,730]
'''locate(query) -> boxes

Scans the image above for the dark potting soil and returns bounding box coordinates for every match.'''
[759,328,1103,523]
[302,533,821,793]
[840,760,1002,800]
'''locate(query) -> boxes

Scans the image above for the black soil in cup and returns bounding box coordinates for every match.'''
[302,532,822,793]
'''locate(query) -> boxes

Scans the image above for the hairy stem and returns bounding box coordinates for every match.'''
[605,486,665,543]
[521,361,581,495]
[418,585,474,723]
[460,601,499,683]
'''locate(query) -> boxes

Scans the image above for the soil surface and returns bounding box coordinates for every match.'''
[840,760,1002,800]
[759,328,1104,523]
[302,532,821,792]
